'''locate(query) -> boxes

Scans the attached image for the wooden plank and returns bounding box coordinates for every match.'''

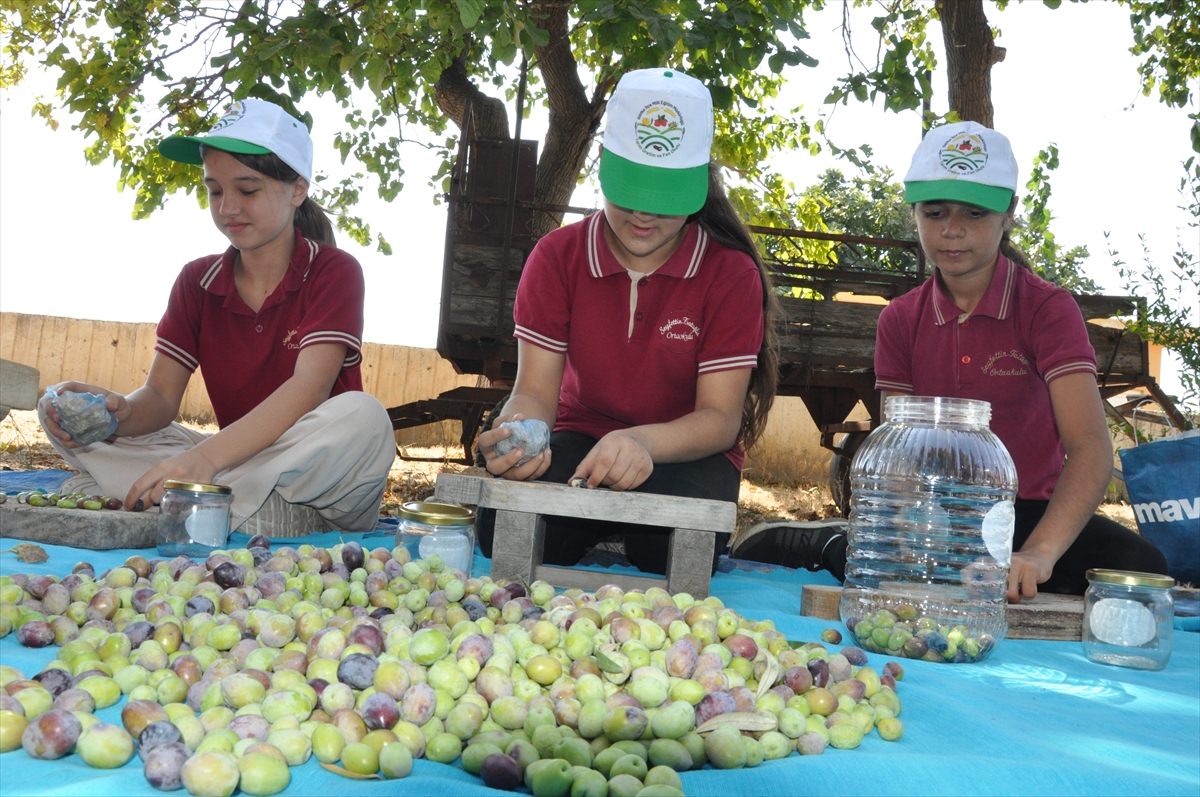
[434,474,736,532]
[490,510,544,584]
[0,359,41,410]
[60,318,93,386]
[0,313,17,361]
[533,564,665,594]
[37,316,69,387]
[0,503,159,550]
[665,528,714,598]
[800,584,1084,641]
[88,320,120,390]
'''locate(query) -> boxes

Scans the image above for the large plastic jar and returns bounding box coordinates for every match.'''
[1082,569,1174,671]
[157,480,233,557]
[839,396,1018,663]
[397,501,476,577]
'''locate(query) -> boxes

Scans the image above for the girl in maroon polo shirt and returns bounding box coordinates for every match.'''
[735,122,1167,599]
[477,68,779,575]
[38,99,395,537]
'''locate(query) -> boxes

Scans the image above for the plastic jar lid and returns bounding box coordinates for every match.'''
[162,480,232,495]
[1086,569,1174,589]
[398,501,475,526]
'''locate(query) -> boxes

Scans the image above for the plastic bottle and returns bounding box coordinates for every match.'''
[839,396,1018,663]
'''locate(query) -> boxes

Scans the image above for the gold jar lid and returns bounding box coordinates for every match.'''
[1086,569,1174,589]
[162,480,232,495]
[398,501,475,526]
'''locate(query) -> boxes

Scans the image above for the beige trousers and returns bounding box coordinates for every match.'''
[39,392,396,532]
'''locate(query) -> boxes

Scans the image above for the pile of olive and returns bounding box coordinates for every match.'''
[0,537,910,796]
[10,489,124,511]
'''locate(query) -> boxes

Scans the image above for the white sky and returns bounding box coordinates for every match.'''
[1,1,1195,397]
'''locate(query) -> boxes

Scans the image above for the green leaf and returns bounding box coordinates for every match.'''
[455,0,485,29]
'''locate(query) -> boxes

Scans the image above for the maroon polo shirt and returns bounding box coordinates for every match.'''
[514,212,764,470]
[874,253,1097,500]
[156,228,365,428]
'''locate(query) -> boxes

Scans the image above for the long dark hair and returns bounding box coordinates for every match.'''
[999,195,1033,270]
[218,149,337,246]
[688,163,779,450]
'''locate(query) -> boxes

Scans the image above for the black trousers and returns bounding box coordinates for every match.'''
[827,498,1169,595]
[476,431,740,575]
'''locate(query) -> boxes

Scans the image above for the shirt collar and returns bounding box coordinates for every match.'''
[200,227,320,312]
[586,212,708,280]
[931,252,1016,325]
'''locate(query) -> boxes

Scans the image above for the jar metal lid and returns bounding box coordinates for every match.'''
[1086,568,1174,589]
[162,480,232,496]
[398,501,475,526]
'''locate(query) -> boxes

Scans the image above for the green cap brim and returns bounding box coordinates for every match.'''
[904,180,1013,214]
[158,135,273,166]
[599,148,708,216]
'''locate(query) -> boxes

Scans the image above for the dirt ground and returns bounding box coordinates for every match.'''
[0,409,1139,541]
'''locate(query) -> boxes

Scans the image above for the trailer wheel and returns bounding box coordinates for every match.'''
[828,431,868,518]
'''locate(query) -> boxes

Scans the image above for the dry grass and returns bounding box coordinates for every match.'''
[1,409,1137,538]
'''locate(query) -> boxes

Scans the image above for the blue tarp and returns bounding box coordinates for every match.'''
[0,532,1197,796]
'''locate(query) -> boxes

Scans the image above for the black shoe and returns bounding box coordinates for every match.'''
[731,519,848,571]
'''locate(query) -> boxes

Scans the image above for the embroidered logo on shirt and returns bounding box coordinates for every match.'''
[282,329,301,350]
[982,350,1030,376]
[939,133,988,175]
[636,102,685,158]
[658,312,700,353]
[212,101,248,131]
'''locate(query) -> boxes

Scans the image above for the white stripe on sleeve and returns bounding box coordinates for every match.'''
[514,325,568,353]
[155,337,200,372]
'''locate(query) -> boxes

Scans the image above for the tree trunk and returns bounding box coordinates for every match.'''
[434,49,511,139]
[529,1,609,236]
[936,0,1006,128]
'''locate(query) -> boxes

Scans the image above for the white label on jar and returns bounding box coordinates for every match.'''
[981,500,1014,566]
[419,532,472,572]
[185,506,229,548]
[1089,598,1157,646]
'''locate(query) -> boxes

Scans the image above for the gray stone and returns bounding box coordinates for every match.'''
[494,419,550,465]
[0,503,158,549]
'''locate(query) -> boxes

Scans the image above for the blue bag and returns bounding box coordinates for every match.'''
[1118,429,1200,587]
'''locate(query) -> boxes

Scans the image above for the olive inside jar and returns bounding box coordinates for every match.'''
[1082,569,1174,671]
[396,501,476,577]
[839,396,1018,663]
[156,480,233,557]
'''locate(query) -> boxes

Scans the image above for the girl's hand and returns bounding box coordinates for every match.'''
[573,430,654,491]
[477,413,552,481]
[1007,549,1056,602]
[39,382,131,449]
[125,448,219,511]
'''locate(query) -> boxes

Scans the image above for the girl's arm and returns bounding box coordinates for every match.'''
[477,340,565,480]
[125,343,346,508]
[1007,372,1112,601]
[574,368,751,490]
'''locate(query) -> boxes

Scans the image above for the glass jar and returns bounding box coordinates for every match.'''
[157,480,233,557]
[397,501,476,577]
[1082,569,1174,670]
[839,396,1018,663]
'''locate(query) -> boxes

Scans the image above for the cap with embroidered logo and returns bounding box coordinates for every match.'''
[903,121,1018,213]
[159,98,313,182]
[599,68,714,216]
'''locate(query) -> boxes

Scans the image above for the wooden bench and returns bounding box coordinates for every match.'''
[433,472,736,598]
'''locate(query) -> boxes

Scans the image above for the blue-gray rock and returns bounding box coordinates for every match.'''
[494,419,550,465]
[50,388,119,446]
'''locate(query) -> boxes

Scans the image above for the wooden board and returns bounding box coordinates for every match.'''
[800,584,1084,641]
[0,503,159,550]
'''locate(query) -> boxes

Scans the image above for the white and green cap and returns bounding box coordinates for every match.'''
[599,68,713,216]
[903,121,1018,213]
[159,98,313,182]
